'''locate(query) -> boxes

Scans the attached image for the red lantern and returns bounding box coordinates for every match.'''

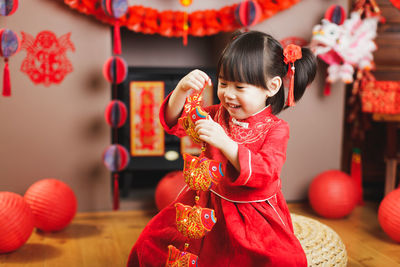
[101,0,128,55]
[308,170,357,219]
[234,0,261,28]
[155,171,187,211]
[0,192,34,253]
[103,56,127,84]
[24,179,77,232]
[0,28,20,97]
[0,0,18,16]
[378,188,400,242]
[105,100,127,128]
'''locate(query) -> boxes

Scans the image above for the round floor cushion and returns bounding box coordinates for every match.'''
[291,213,348,266]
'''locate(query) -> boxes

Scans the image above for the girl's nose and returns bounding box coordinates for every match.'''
[224,87,235,99]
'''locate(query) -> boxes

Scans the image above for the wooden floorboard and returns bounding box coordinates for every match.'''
[0,202,399,266]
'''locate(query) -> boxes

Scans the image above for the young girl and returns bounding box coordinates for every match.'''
[128,31,317,266]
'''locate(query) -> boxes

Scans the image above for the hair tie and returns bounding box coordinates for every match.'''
[283,44,302,106]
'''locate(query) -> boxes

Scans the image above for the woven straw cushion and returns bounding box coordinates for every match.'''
[291,214,348,266]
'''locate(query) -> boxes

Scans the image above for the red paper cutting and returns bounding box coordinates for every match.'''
[20,31,75,86]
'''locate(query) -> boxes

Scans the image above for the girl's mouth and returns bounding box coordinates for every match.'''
[227,103,240,109]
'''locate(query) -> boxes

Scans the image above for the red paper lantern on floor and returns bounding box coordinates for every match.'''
[103,56,127,84]
[0,0,18,16]
[308,170,357,219]
[234,0,261,28]
[155,171,186,211]
[0,192,34,253]
[105,100,127,128]
[24,179,77,232]
[0,28,20,96]
[102,144,130,172]
[378,188,400,242]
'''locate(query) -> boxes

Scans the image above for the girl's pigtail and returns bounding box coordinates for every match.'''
[292,48,317,104]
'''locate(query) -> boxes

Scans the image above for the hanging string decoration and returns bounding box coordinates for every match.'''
[235,0,262,29]
[166,245,198,266]
[101,0,128,54]
[179,0,192,46]
[0,0,18,16]
[64,0,301,38]
[105,100,127,128]
[103,56,127,84]
[0,28,19,97]
[20,31,75,86]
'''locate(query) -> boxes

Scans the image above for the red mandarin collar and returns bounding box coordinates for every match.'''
[230,105,273,128]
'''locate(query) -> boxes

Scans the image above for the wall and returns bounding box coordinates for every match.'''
[0,0,112,211]
[122,0,347,201]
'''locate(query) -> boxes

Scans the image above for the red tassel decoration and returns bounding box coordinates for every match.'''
[3,59,11,97]
[324,82,331,96]
[113,173,120,210]
[351,148,364,205]
[183,12,188,46]
[113,21,122,55]
[286,64,295,107]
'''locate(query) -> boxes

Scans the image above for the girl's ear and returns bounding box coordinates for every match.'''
[266,76,282,97]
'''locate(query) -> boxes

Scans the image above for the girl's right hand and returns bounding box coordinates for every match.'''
[176,69,212,94]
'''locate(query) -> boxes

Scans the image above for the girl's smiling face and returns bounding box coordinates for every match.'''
[217,77,269,120]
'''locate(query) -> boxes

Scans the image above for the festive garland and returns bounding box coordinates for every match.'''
[63,0,300,37]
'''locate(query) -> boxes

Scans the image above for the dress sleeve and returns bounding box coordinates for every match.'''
[228,121,289,189]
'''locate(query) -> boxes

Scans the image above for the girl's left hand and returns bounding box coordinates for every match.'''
[195,116,230,150]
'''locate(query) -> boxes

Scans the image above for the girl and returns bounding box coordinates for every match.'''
[128,31,317,266]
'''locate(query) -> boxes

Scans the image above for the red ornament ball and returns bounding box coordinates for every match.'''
[378,188,400,242]
[308,170,357,219]
[24,179,77,232]
[234,0,261,27]
[105,100,127,128]
[0,28,20,58]
[102,144,130,172]
[155,171,186,211]
[0,0,19,16]
[103,56,127,84]
[101,0,128,19]
[0,192,34,253]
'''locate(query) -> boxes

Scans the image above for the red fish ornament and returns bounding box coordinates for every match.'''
[183,154,224,191]
[166,245,198,267]
[179,105,208,143]
[175,203,216,239]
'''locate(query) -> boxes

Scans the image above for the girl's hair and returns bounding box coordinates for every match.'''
[217,31,317,114]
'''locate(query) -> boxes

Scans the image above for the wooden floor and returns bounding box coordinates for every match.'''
[0,202,399,266]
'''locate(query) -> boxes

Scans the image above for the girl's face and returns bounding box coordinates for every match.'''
[217,77,269,120]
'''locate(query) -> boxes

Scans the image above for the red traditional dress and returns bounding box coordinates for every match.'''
[127,95,307,267]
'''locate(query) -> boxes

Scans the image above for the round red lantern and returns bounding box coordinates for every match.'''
[378,188,400,242]
[0,28,20,96]
[0,192,34,253]
[0,0,19,16]
[234,0,261,28]
[105,100,127,128]
[155,171,186,211]
[24,179,77,232]
[103,144,130,172]
[103,56,127,84]
[308,170,357,219]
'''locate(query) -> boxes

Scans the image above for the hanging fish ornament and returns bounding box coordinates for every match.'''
[179,105,208,143]
[166,245,198,267]
[183,154,224,191]
[175,203,216,239]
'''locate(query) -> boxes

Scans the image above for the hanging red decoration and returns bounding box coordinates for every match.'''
[102,144,130,172]
[64,0,301,38]
[179,0,193,46]
[20,31,75,87]
[102,56,127,84]
[0,0,18,16]
[235,0,262,28]
[389,0,400,10]
[24,179,77,232]
[0,28,20,97]
[0,192,34,253]
[101,0,128,54]
[105,100,127,128]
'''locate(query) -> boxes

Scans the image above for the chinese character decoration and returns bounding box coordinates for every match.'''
[0,28,20,96]
[20,31,75,86]
[101,0,128,55]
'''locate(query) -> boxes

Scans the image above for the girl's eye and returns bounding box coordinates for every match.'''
[219,82,227,87]
[236,86,244,89]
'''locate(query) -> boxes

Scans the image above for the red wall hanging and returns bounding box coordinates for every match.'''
[0,28,20,96]
[20,31,75,87]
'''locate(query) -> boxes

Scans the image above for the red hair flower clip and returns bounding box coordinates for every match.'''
[283,44,302,106]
